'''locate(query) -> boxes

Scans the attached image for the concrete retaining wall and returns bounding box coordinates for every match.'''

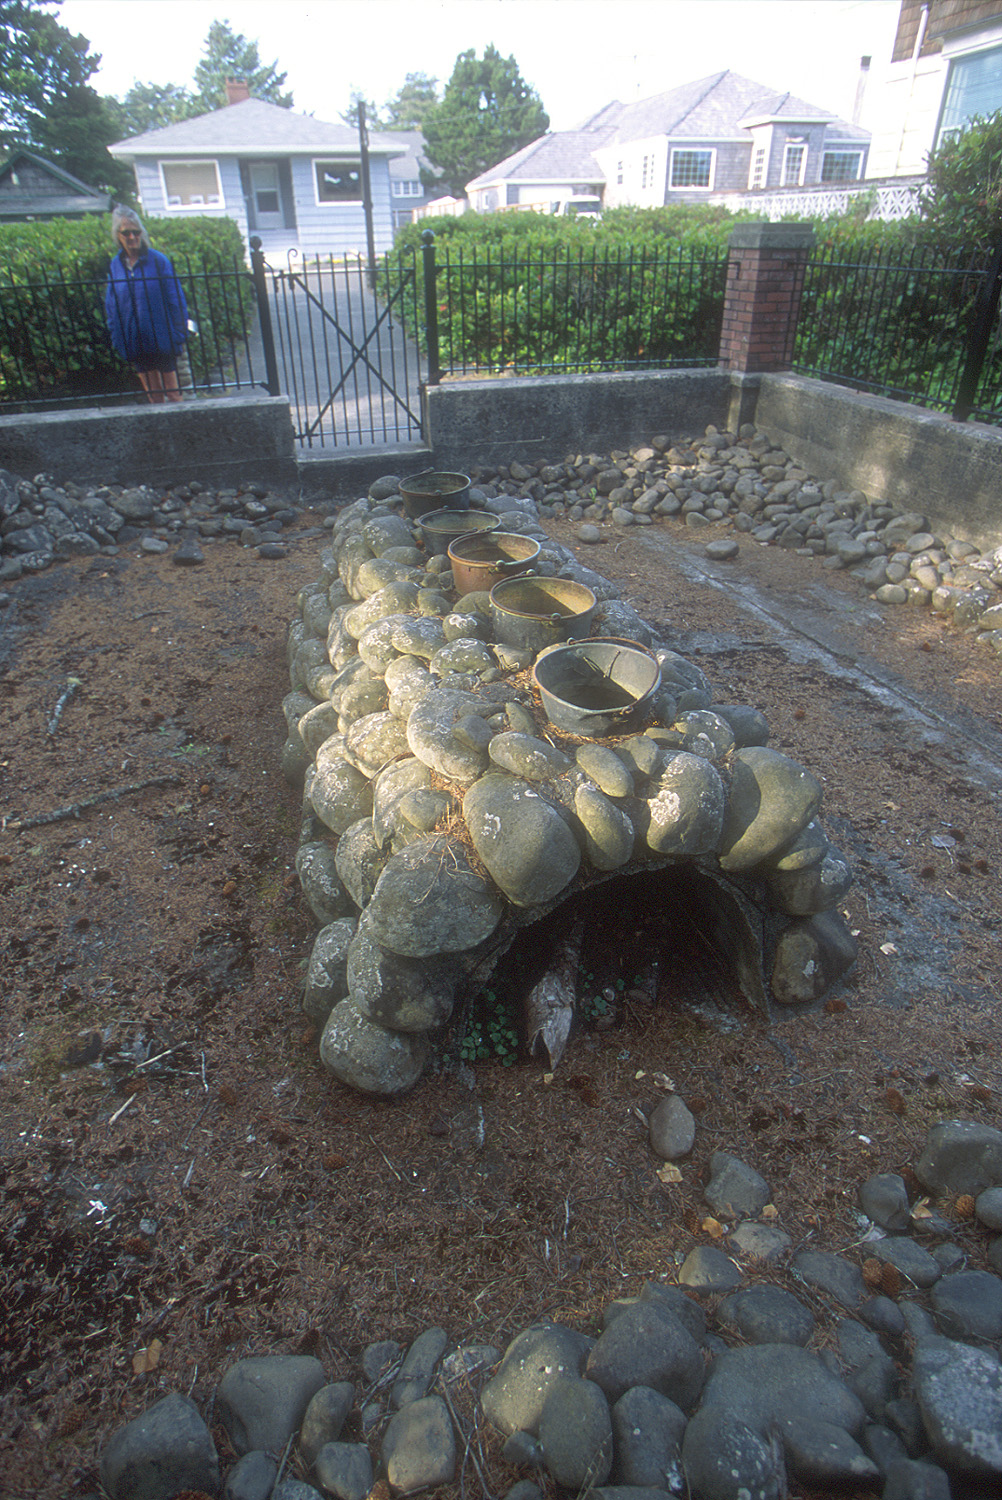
[424,369,733,469]
[0,395,299,492]
[753,374,1002,551]
[2,373,1001,550]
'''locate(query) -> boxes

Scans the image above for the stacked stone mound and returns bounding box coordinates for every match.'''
[95,1120,1002,1500]
[283,475,858,1096]
[0,467,300,578]
[529,425,1002,650]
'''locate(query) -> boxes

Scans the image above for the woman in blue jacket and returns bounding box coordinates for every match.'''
[105,206,188,403]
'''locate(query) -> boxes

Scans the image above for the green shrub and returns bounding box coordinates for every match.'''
[0,215,254,402]
[382,206,734,372]
[919,110,1002,255]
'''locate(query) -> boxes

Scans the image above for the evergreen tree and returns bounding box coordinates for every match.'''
[111,81,200,137]
[341,90,383,131]
[37,84,133,194]
[192,20,292,112]
[422,45,548,197]
[0,0,129,192]
[2,1,93,149]
[383,72,439,132]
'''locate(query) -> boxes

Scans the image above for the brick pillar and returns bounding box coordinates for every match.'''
[718,222,814,374]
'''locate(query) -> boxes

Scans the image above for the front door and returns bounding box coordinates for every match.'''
[248,161,284,232]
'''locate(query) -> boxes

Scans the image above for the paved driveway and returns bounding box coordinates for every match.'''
[231,254,425,450]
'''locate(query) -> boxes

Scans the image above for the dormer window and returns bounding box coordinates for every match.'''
[782,142,806,186]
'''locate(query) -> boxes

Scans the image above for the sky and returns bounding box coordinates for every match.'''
[60,0,902,133]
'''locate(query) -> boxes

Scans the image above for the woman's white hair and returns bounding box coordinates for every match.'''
[111,204,150,251]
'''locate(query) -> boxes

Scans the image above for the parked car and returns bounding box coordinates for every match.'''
[560,195,602,220]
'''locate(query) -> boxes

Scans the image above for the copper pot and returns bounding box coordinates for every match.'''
[448,531,540,595]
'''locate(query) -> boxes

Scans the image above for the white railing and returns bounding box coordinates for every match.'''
[710,176,924,223]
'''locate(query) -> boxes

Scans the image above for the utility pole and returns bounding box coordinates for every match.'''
[358,99,377,288]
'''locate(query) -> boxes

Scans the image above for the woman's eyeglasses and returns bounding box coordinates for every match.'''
[119,229,142,239]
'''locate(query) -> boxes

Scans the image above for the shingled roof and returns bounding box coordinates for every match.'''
[467,70,867,190]
[110,97,404,159]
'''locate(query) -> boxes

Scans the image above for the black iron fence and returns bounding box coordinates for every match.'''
[793,242,1002,425]
[3,231,1002,442]
[390,236,730,379]
[252,246,424,448]
[0,251,262,409]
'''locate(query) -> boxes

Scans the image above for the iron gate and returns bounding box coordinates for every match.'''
[250,240,425,449]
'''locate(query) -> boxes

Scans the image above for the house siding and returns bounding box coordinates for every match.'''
[870,1,1002,177]
[764,123,833,188]
[706,141,753,193]
[467,72,870,212]
[132,157,238,223]
[130,153,396,256]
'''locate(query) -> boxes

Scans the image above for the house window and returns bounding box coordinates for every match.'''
[782,143,806,186]
[938,43,1002,145]
[314,160,362,203]
[616,160,623,185]
[669,149,713,189]
[161,161,222,209]
[392,180,422,197]
[821,151,863,183]
[641,154,653,188]
[749,146,766,190]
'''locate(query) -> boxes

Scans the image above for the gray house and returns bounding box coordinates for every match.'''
[0,150,111,222]
[383,130,438,232]
[109,88,405,259]
[466,71,870,213]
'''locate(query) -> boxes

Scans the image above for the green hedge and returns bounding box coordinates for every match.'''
[0,216,254,402]
[388,202,994,405]
[791,209,995,411]
[383,207,738,372]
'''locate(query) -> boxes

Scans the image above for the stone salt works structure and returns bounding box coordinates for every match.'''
[281,479,858,1094]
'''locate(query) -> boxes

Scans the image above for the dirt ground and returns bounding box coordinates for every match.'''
[2,506,1001,1500]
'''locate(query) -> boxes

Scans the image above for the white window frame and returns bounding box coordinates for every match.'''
[392,179,422,198]
[668,148,715,190]
[782,143,807,186]
[820,149,863,184]
[936,39,1002,147]
[313,158,363,207]
[158,159,223,211]
[749,146,766,190]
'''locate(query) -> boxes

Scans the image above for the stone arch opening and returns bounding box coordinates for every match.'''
[458,863,775,1068]
[288,484,860,1096]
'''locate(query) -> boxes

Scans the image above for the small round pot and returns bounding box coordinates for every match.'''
[399,471,471,520]
[448,531,540,595]
[489,576,597,652]
[533,639,661,736]
[418,508,500,557]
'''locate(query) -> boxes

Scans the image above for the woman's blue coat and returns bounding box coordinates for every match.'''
[105,248,188,366]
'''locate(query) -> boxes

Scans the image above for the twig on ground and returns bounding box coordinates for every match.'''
[369,1134,405,1182]
[438,1375,496,1500]
[181,1098,213,1149]
[108,1093,139,1126]
[3,775,181,833]
[273,1434,296,1488]
[47,677,82,738]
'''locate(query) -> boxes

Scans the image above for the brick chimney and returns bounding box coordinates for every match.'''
[225,78,251,106]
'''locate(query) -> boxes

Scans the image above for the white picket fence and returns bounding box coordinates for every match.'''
[711,176,924,223]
